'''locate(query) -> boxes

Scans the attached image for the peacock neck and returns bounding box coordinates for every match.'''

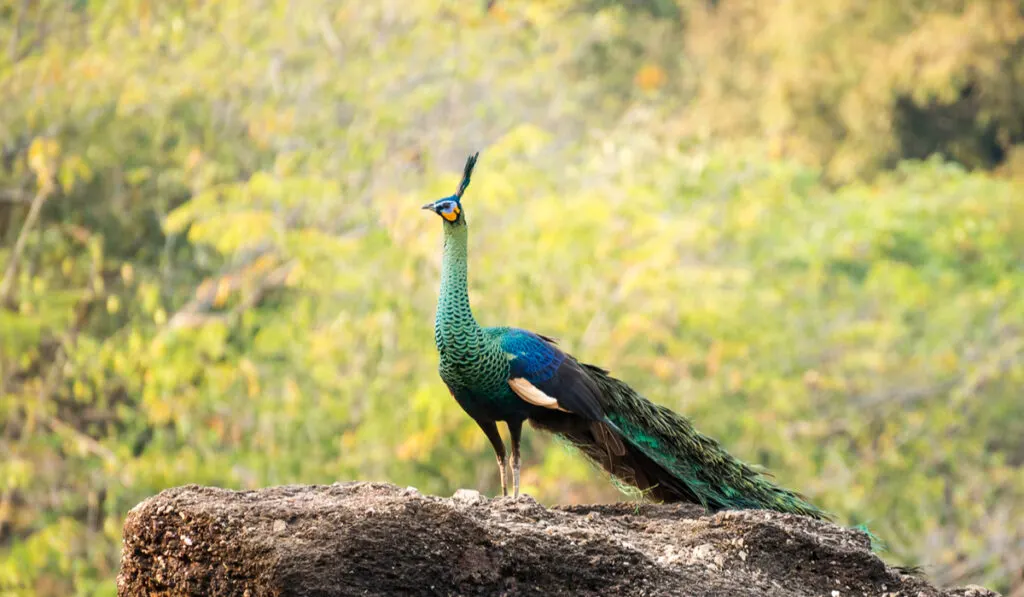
[435,222,482,355]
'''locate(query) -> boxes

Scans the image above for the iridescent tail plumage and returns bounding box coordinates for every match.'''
[533,364,829,520]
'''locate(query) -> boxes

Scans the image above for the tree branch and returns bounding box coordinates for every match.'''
[0,182,53,304]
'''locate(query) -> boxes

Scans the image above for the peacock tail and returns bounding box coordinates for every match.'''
[532,363,829,519]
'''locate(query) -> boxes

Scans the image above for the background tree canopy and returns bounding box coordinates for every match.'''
[1,1,1022,595]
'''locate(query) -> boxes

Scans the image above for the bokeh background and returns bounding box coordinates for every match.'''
[1,1,1023,595]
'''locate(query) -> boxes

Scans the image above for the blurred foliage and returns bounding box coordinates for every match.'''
[0,1,1022,596]
[684,0,1024,181]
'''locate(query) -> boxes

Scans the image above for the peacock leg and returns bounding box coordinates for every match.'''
[477,419,508,497]
[508,419,524,498]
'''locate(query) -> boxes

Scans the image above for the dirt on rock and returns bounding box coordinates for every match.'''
[116,482,999,597]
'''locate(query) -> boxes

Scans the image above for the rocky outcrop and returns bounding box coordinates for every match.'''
[116,482,999,596]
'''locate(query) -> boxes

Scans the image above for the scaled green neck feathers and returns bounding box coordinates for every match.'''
[435,220,484,362]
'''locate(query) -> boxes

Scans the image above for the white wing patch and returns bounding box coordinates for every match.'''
[508,378,570,413]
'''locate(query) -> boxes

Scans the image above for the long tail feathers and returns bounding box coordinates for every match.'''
[534,364,830,520]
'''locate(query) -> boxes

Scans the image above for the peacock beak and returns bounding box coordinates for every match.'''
[421,202,436,211]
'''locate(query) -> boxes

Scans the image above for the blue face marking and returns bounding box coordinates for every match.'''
[432,195,461,221]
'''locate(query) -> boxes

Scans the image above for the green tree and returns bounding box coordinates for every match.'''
[1,1,1021,595]
[684,0,1024,180]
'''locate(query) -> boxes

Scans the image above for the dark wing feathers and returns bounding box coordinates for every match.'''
[499,328,605,421]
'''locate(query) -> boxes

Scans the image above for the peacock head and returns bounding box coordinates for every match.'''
[422,152,478,225]
[421,194,463,224]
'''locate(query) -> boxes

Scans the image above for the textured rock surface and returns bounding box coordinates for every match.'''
[116,482,1000,596]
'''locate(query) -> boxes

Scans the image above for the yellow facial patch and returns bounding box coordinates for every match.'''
[441,205,460,222]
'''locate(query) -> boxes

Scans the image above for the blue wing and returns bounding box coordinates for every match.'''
[488,327,605,421]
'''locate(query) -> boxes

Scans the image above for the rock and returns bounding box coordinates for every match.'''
[116,482,1001,597]
[452,488,486,505]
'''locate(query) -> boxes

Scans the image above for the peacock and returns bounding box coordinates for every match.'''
[421,152,827,519]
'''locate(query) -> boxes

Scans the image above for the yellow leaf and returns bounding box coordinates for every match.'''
[213,278,232,307]
[28,137,60,186]
[635,64,666,91]
[285,263,304,286]
[117,77,149,114]
[208,416,226,441]
[186,147,203,171]
[651,357,675,381]
[706,341,723,376]
[147,398,172,425]
[121,263,134,284]
[239,358,260,398]
[396,432,425,461]
[489,4,510,23]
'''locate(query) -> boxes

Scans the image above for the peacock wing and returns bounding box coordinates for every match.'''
[497,328,605,421]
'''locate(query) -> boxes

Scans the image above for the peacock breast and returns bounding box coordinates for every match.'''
[438,344,507,390]
[437,338,523,419]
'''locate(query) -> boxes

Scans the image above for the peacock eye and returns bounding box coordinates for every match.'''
[439,201,461,221]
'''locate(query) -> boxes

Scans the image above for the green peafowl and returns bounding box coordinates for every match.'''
[422,152,827,519]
